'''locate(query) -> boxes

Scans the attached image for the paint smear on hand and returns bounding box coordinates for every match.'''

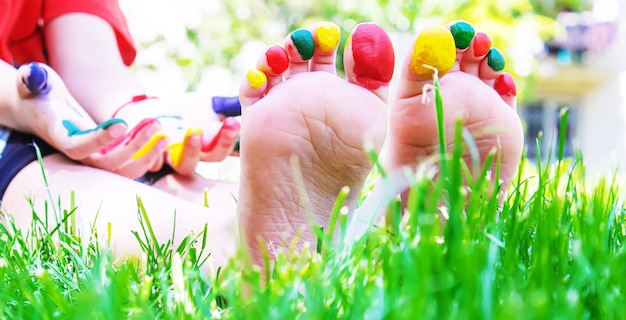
[350,23,395,90]
[99,118,160,155]
[410,25,456,77]
[63,118,126,137]
[131,130,168,159]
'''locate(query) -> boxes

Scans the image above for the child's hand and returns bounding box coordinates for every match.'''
[15,63,167,178]
[111,93,241,176]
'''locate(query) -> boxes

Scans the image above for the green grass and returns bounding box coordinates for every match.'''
[2,80,626,319]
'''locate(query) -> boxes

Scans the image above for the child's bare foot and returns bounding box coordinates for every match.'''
[388,21,524,195]
[238,22,394,266]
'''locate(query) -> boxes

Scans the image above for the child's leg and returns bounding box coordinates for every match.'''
[2,154,239,268]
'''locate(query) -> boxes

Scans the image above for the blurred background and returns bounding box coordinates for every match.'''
[119,0,625,179]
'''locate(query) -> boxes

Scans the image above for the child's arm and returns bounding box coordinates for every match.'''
[0,61,166,178]
[44,13,240,175]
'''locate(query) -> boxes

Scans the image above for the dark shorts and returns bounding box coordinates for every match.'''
[0,129,174,201]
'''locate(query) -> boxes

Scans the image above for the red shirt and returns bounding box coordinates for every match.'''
[0,0,136,66]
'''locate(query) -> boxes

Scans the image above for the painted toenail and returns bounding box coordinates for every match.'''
[494,73,517,97]
[246,69,267,89]
[316,22,340,52]
[449,21,475,50]
[410,26,456,77]
[487,48,506,71]
[23,63,50,94]
[265,45,289,74]
[350,23,395,90]
[290,29,315,60]
[472,32,492,57]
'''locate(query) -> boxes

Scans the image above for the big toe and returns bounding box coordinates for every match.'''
[395,25,458,100]
[343,22,395,102]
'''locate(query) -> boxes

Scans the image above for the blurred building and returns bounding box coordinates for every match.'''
[523,0,625,175]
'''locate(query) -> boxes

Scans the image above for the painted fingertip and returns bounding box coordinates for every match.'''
[316,22,341,52]
[131,130,168,160]
[200,118,240,153]
[494,73,517,97]
[487,48,506,72]
[264,45,290,74]
[472,32,492,57]
[449,21,475,50]
[212,96,241,117]
[349,23,395,90]
[22,63,50,95]
[410,25,456,77]
[246,69,267,90]
[290,29,315,60]
[186,126,204,138]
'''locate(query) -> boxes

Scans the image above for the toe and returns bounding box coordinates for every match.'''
[257,45,289,89]
[343,22,395,102]
[285,28,315,77]
[447,20,475,72]
[493,72,517,110]
[448,20,475,52]
[309,21,341,73]
[459,31,492,75]
[395,25,456,99]
[478,47,506,81]
[239,68,268,108]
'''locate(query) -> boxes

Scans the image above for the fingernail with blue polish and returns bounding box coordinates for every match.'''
[212,96,242,117]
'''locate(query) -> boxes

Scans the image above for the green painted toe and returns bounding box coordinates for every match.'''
[449,21,475,50]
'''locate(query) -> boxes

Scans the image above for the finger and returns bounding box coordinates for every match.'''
[113,139,169,179]
[201,117,240,162]
[60,119,128,160]
[149,153,165,172]
[90,118,165,171]
[167,127,203,176]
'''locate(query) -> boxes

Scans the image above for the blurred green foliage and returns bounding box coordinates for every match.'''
[139,0,587,100]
